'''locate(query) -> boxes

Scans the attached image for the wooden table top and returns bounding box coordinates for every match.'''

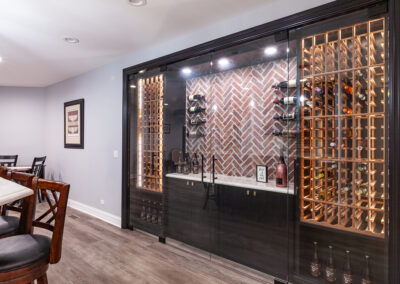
[0,177,33,206]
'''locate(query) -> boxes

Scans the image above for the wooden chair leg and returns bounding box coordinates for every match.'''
[37,273,48,284]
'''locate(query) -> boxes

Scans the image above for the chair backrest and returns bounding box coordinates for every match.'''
[1,172,36,234]
[31,156,46,177]
[32,178,70,264]
[0,155,18,167]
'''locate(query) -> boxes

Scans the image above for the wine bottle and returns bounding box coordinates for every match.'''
[343,84,353,95]
[343,107,353,114]
[192,153,199,174]
[177,155,183,174]
[357,163,368,172]
[361,255,371,284]
[272,130,297,138]
[183,153,191,175]
[343,250,353,284]
[356,184,368,196]
[188,94,205,102]
[276,148,287,188]
[343,129,353,138]
[317,171,325,179]
[329,162,337,169]
[343,184,351,192]
[189,118,206,125]
[329,141,337,147]
[357,93,367,101]
[310,241,321,277]
[273,97,297,105]
[187,130,204,138]
[273,112,296,121]
[188,106,206,114]
[272,79,296,90]
[325,245,336,283]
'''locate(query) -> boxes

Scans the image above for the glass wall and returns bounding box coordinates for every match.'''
[127,8,389,284]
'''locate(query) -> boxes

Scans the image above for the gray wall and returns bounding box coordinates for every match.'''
[10,0,333,220]
[0,87,46,165]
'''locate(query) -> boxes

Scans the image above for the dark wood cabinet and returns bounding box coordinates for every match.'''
[165,177,294,279]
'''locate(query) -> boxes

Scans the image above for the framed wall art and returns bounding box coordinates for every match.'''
[64,99,84,149]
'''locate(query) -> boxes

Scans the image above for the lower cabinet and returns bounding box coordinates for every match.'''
[165,177,294,279]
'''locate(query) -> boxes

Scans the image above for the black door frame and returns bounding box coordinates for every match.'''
[122,0,400,282]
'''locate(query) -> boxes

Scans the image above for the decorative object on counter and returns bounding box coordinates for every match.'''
[192,153,199,174]
[275,148,287,188]
[183,153,191,175]
[176,154,184,174]
[256,165,268,183]
[188,94,205,102]
[343,250,353,284]
[310,241,321,278]
[188,106,206,114]
[189,117,206,125]
[273,96,297,105]
[272,130,297,138]
[64,98,84,149]
[325,245,336,283]
[361,255,371,284]
[272,79,296,90]
[187,129,204,138]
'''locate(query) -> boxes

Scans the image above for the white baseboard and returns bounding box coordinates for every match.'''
[67,199,121,228]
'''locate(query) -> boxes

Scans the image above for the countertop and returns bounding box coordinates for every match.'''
[165,172,295,195]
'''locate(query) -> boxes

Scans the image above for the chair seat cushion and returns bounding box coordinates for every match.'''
[0,234,51,272]
[0,216,19,236]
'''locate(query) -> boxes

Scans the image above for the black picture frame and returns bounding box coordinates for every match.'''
[64,99,84,149]
[256,165,268,183]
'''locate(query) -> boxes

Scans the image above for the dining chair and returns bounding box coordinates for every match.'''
[29,156,46,202]
[0,172,36,239]
[0,166,8,179]
[0,178,70,284]
[0,155,18,167]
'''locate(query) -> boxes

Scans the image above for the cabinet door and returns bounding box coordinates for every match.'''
[215,186,289,280]
[165,178,192,243]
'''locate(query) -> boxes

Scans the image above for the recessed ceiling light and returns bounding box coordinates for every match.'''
[218,58,230,68]
[64,37,79,44]
[264,46,278,56]
[130,84,137,88]
[181,67,192,75]
[128,0,147,6]
[139,70,145,74]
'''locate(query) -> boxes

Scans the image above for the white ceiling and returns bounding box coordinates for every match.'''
[0,0,276,87]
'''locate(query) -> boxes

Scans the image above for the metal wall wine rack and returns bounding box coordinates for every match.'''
[137,75,164,192]
[299,18,387,237]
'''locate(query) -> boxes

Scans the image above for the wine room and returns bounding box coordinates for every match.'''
[125,4,392,284]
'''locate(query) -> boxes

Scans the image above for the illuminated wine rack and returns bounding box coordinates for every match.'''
[299,18,387,237]
[137,74,164,192]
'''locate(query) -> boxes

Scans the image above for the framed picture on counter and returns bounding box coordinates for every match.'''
[256,165,268,183]
[64,99,84,149]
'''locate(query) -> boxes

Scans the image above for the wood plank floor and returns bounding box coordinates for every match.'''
[32,203,276,284]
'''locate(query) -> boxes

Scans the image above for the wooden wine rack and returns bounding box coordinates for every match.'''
[137,74,164,192]
[299,18,387,237]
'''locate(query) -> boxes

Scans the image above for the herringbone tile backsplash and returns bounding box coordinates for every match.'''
[186,58,297,182]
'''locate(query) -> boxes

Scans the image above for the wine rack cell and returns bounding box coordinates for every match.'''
[137,75,164,192]
[299,18,387,237]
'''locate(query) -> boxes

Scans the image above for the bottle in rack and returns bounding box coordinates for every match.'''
[325,245,336,283]
[275,148,287,188]
[188,129,204,138]
[357,92,367,101]
[272,130,297,138]
[192,153,199,174]
[361,255,371,284]
[273,96,297,105]
[310,241,321,277]
[188,106,206,114]
[343,107,353,114]
[357,163,368,172]
[273,112,296,121]
[343,250,353,284]
[188,94,205,102]
[272,79,296,90]
[189,117,206,125]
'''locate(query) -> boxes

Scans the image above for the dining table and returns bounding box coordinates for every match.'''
[0,177,33,206]
[6,166,32,172]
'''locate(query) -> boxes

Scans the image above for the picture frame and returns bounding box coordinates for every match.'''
[256,165,268,183]
[64,99,84,149]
